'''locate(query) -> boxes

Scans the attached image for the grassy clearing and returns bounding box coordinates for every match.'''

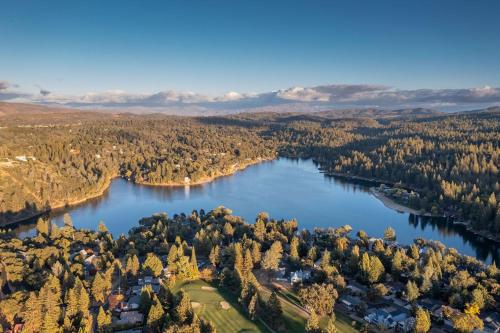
[261,287,360,333]
[173,280,269,333]
[173,279,360,333]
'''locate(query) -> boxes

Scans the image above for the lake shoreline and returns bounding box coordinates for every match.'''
[0,172,117,228]
[369,188,422,215]
[135,156,275,187]
[0,157,276,229]
[3,157,497,263]
[327,171,500,244]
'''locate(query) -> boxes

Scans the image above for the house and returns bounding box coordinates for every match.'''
[364,305,413,330]
[418,298,442,313]
[130,285,143,296]
[290,269,311,283]
[364,308,396,329]
[124,295,141,310]
[339,295,362,311]
[84,254,97,266]
[346,281,368,295]
[116,311,143,325]
[107,294,125,312]
[397,316,415,332]
[481,311,500,333]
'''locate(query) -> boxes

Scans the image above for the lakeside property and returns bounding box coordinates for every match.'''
[1,207,497,333]
[4,158,498,264]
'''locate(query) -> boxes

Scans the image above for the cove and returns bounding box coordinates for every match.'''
[12,158,499,264]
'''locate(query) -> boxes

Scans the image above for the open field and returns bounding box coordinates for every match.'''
[259,286,361,333]
[174,280,270,333]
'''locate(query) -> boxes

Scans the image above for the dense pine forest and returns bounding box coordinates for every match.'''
[0,115,276,224]
[0,208,498,332]
[1,107,498,239]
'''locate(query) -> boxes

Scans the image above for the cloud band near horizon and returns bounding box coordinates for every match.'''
[1,80,499,112]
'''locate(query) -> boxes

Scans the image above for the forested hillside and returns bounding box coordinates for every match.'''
[0,105,499,239]
[272,111,500,239]
[0,116,276,224]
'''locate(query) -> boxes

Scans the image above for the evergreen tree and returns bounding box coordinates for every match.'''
[167,244,179,267]
[251,242,261,266]
[36,218,50,236]
[190,247,200,280]
[383,227,396,242]
[290,236,300,262]
[261,241,283,274]
[406,280,420,302]
[22,292,42,332]
[140,285,154,315]
[98,221,109,233]
[254,219,266,242]
[209,245,220,267]
[360,253,385,284]
[147,295,165,332]
[266,291,283,330]
[158,280,174,310]
[243,249,254,277]
[305,310,320,333]
[414,308,431,333]
[247,293,258,320]
[143,253,164,277]
[96,306,112,333]
[233,243,244,272]
[452,312,484,333]
[126,254,140,277]
[223,222,234,239]
[40,274,62,333]
[392,249,403,274]
[91,273,107,304]
[174,290,193,324]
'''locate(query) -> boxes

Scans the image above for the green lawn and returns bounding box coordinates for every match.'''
[261,287,361,333]
[173,280,270,333]
[173,279,360,333]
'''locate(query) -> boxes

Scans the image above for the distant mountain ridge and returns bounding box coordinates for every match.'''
[0,101,498,123]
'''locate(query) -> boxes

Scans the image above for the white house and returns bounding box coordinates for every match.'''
[290,269,311,284]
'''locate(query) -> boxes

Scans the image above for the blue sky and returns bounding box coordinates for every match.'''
[1,0,500,111]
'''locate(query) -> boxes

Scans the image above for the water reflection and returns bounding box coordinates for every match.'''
[5,158,498,264]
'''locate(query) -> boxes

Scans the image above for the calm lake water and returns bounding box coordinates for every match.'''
[13,158,498,263]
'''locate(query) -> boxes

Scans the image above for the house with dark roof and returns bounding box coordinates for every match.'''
[339,295,363,311]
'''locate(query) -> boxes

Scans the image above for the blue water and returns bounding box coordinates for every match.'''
[13,158,498,263]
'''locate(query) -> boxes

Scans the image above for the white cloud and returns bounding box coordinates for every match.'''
[276,86,330,102]
[1,79,500,112]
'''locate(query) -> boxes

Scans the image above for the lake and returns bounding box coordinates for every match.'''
[12,158,498,263]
